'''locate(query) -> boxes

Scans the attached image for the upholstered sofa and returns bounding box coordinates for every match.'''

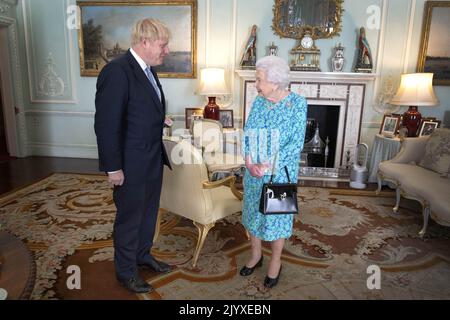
[377,128,450,236]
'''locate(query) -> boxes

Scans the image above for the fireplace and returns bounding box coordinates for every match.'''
[236,70,377,180]
[304,104,341,168]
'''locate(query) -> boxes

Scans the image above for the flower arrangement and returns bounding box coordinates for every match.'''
[164,114,174,128]
[163,114,174,136]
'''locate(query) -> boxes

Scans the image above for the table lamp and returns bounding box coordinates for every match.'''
[390,73,439,137]
[197,68,229,121]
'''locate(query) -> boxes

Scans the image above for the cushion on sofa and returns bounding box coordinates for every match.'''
[419,128,450,174]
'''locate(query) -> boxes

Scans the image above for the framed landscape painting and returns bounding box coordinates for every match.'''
[417,1,450,85]
[77,0,197,78]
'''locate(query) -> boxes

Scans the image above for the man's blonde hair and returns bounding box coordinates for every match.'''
[131,18,170,46]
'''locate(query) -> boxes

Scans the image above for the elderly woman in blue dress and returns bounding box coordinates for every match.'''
[241,56,307,288]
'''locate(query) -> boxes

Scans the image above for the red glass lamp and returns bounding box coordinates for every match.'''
[197,68,229,121]
[390,73,439,137]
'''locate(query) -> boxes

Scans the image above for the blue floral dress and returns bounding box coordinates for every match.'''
[242,92,307,241]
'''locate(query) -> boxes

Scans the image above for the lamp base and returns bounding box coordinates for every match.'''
[203,97,220,121]
[402,106,422,137]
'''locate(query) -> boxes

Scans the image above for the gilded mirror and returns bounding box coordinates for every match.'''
[272,0,344,39]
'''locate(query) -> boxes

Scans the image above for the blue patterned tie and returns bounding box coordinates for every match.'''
[145,66,161,101]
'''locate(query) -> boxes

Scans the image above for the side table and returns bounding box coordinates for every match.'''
[0,231,36,299]
[368,134,402,183]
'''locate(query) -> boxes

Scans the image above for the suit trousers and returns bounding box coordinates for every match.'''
[112,162,163,281]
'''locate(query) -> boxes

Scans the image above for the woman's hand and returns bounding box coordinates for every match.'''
[245,156,270,178]
[247,162,270,178]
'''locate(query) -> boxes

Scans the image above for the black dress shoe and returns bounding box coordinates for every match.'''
[138,257,171,273]
[239,255,263,276]
[118,276,153,293]
[264,265,282,288]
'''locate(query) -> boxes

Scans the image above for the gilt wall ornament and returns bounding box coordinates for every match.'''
[38,53,65,97]
[272,0,344,40]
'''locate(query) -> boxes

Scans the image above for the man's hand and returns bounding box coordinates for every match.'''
[108,170,125,186]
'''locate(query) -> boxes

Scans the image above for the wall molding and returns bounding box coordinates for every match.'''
[0,13,27,157]
[403,0,416,73]
[22,0,77,104]
[371,0,388,109]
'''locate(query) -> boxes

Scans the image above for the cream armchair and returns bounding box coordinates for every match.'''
[159,137,242,267]
[191,118,244,181]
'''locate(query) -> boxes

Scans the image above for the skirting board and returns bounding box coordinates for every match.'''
[27,143,98,159]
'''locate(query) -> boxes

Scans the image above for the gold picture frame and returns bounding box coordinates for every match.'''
[77,0,197,78]
[272,0,344,39]
[417,1,450,86]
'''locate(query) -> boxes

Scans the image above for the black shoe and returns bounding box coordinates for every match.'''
[118,276,153,293]
[239,255,263,276]
[138,257,171,273]
[264,265,282,288]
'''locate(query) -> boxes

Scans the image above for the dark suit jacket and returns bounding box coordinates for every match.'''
[94,50,171,184]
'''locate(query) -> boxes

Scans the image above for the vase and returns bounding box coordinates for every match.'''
[203,97,220,121]
[402,106,422,137]
[332,45,345,72]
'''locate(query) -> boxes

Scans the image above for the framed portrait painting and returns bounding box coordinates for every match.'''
[418,119,441,137]
[417,1,450,85]
[185,108,203,129]
[379,114,401,137]
[77,0,197,78]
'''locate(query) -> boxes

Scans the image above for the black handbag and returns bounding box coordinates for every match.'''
[259,165,298,215]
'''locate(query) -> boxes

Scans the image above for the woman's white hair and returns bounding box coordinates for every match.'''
[255,56,290,89]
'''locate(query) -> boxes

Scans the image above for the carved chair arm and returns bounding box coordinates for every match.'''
[202,175,243,200]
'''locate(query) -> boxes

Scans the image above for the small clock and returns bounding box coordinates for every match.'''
[290,31,321,72]
[300,33,314,50]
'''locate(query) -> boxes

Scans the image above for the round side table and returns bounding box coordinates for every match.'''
[0,231,36,299]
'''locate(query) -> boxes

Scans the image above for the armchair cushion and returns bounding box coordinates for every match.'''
[419,128,450,175]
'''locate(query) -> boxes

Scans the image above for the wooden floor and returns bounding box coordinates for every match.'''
[0,156,379,195]
[0,157,101,195]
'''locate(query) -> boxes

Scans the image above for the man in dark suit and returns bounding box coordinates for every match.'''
[94,18,172,294]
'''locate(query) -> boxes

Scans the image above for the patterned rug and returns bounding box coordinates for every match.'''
[0,173,449,300]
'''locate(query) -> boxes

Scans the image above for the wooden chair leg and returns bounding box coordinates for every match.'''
[418,203,430,238]
[376,173,382,195]
[393,188,401,213]
[192,222,215,267]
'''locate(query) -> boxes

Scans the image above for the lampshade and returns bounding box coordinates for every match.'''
[390,73,439,106]
[197,68,229,96]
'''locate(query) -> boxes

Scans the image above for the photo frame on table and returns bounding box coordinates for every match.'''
[416,1,450,85]
[418,119,441,137]
[379,114,401,137]
[77,0,197,78]
[219,110,234,128]
[185,108,203,129]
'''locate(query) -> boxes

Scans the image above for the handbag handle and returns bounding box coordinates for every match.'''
[268,153,291,184]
